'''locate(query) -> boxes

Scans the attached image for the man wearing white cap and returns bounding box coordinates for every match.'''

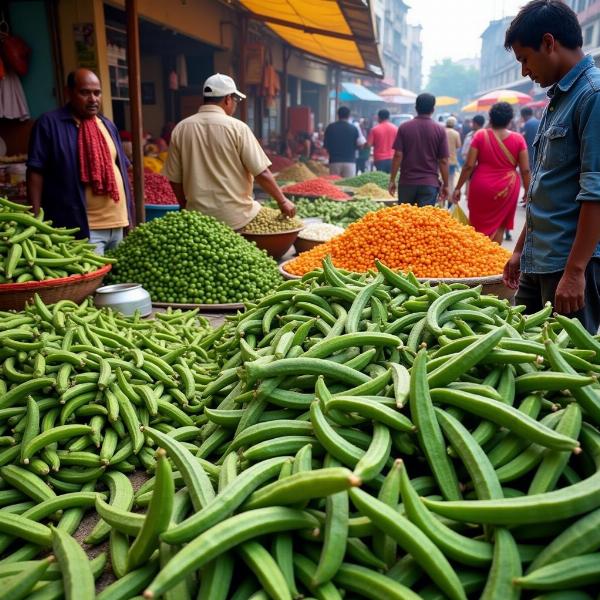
[164,73,295,230]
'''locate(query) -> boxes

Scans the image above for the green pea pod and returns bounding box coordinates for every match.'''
[237,540,292,600]
[51,525,95,600]
[145,507,319,598]
[480,528,521,600]
[349,488,466,600]
[410,349,461,501]
[127,448,174,571]
[143,426,214,511]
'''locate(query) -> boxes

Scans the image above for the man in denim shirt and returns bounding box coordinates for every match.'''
[503,0,600,333]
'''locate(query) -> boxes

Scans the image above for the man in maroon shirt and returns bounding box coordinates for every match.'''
[367,109,398,173]
[388,93,450,206]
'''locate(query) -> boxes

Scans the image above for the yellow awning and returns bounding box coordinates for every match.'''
[237,0,383,76]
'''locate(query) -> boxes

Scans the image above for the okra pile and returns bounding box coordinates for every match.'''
[2,259,600,598]
[0,197,114,283]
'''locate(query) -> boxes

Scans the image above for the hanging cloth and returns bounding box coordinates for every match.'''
[78,118,120,202]
[0,70,29,119]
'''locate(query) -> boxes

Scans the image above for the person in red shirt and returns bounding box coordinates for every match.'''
[367,109,398,173]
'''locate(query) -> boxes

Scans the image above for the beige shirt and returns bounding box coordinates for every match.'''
[163,105,271,230]
[85,117,129,230]
[445,127,462,167]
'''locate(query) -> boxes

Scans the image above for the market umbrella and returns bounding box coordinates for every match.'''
[435,96,460,106]
[385,95,417,105]
[461,100,481,112]
[379,86,417,99]
[476,89,533,106]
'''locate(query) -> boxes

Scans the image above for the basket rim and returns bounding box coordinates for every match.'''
[0,264,112,292]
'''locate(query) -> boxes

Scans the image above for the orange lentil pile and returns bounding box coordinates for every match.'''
[284,204,511,278]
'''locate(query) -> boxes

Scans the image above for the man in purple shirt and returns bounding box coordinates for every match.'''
[388,93,450,206]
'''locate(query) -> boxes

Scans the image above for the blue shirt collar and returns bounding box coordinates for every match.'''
[548,54,594,97]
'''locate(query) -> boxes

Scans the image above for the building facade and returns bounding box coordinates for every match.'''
[478,0,600,95]
[371,0,422,91]
[0,0,340,153]
[575,0,600,65]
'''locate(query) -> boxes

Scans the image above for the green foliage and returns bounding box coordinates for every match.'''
[426,59,479,103]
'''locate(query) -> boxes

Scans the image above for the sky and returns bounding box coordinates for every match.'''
[407,0,526,80]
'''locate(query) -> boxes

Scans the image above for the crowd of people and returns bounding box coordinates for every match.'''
[24,0,599,334]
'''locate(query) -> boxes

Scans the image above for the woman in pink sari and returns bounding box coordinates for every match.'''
[452,102,530,244]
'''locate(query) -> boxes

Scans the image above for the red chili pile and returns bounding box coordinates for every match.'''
[267,154,295,173]
[282,178,351,200]
[321,174,342,180]
[129,172,179,205]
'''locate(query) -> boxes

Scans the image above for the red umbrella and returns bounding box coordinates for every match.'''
[477,89,533,106]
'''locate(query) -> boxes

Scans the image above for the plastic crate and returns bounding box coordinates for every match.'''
[144,204,180,222]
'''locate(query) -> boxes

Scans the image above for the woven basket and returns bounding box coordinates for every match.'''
[0,264,112,311]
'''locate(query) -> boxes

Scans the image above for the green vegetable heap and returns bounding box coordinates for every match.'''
[239,207,303,234]
[0,197,114,283]
[107,210,282,304]
[336,171,391,188]
[264,197,382,228]
[1,260,600,597]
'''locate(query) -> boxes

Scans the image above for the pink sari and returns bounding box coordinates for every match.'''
[467,129,525,236]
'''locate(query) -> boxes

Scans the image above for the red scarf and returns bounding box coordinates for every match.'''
[78,117,120,202]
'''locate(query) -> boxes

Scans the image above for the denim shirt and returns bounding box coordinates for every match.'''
[522,54,600,274]
[26,106,134,239]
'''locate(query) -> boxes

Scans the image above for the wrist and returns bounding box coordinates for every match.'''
[564,262,585,276]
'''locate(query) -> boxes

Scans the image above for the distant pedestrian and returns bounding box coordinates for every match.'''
[445,116,462,195]
[367,109,397,173]
[389,93,450,207]
[324,106,366,178]
[460,114,485,163]
[520,106,540,168]
[452,102,530,244]
[355,118,370,173]
[461,118,472,139]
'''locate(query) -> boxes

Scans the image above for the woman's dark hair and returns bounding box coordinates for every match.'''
[504,0,582,51]
[415,93,436,115]
[488,102,514,128]
[472,114,485,127]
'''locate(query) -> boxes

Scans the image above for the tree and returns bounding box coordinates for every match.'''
[426,59,479,102]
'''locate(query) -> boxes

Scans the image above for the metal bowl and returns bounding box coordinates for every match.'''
[94,283,153,317]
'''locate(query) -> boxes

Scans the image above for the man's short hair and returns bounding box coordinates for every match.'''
[520,106,534,118]
[378,109,390,120]
[415,93,436,115]
[504,0,582,51]
[489,102,514,128]
[203,95,226,104]
[472,114,485,127]
[338,106,350,120]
